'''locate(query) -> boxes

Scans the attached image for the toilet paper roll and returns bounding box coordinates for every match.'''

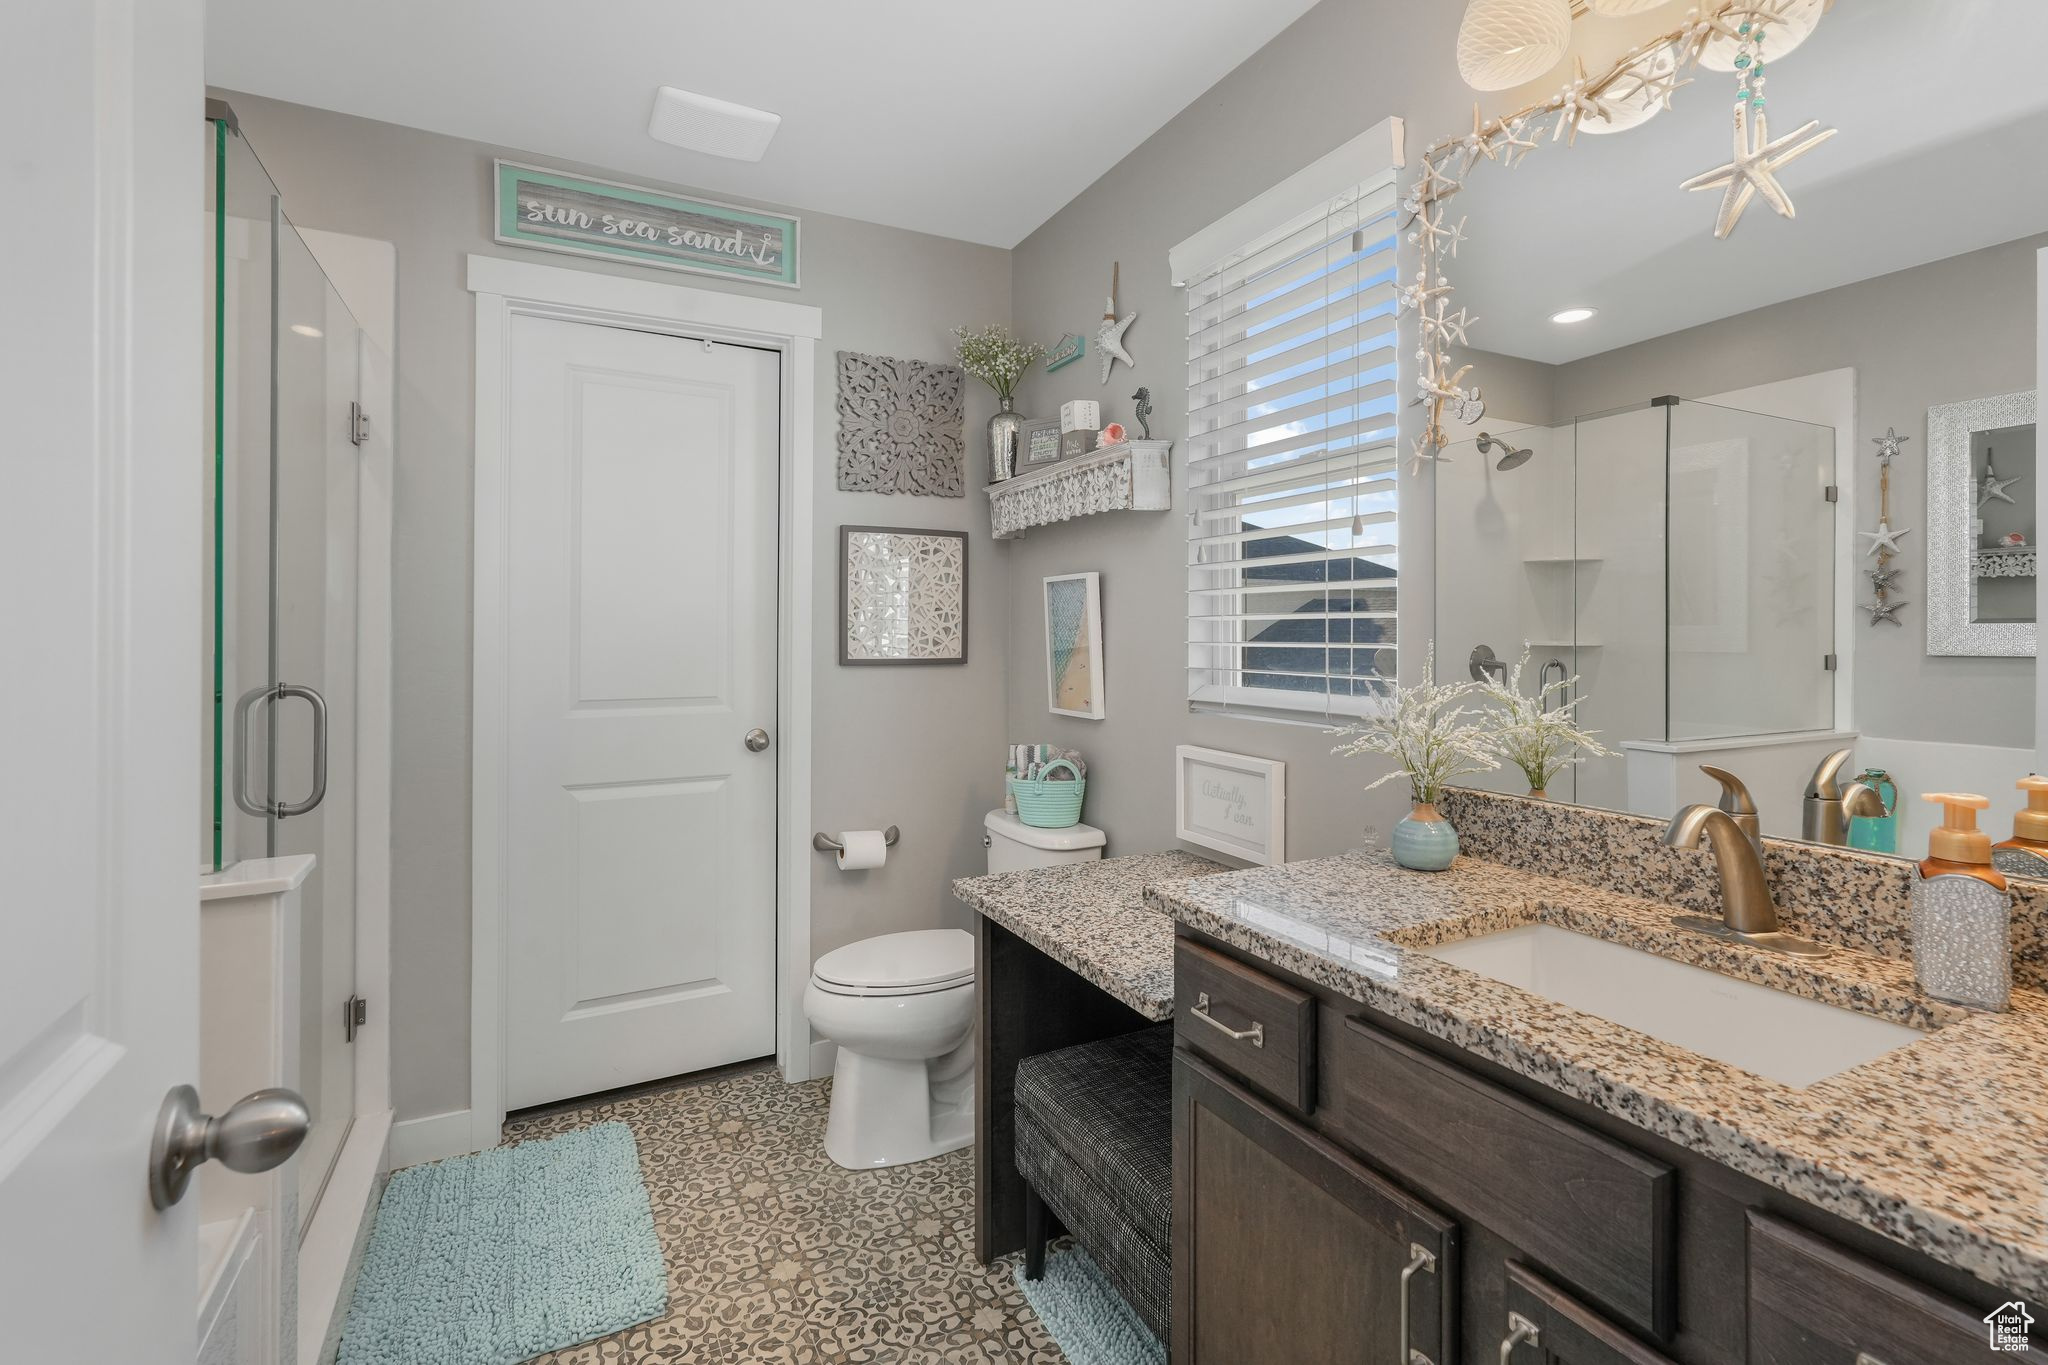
[835,830,888,871]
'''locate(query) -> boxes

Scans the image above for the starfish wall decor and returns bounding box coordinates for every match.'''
[1679,103,1838,240]
[1095,261,1136,386]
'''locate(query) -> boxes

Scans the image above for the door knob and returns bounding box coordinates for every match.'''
[148,1084,310,1210]
[744,728,771,752]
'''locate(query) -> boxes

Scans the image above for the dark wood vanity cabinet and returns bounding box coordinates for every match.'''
[1171,934,2035,1365]
[1173,1052,1457,1365]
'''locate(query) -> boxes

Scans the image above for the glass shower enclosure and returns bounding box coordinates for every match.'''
[1435,397,1837,808]
[203,109,370,1227]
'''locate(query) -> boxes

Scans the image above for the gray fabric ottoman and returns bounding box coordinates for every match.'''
[1013,1022,1174,1341]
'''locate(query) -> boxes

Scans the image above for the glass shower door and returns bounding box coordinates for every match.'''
[1665,400,1836,741]
[205,116,363,1227]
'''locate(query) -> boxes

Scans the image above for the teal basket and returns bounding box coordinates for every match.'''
[1008,759,1087,829]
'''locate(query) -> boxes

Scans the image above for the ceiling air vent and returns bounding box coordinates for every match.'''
[646,86,781,162]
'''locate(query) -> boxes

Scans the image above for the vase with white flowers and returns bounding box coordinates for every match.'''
[1477,646,1614,799]
[1331,644,1500,871]
[953,324,1043,483]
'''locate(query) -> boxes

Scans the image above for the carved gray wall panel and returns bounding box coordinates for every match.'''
[836,351,966,496]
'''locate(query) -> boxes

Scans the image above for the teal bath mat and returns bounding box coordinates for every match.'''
[1018,1247,1166,1365]
[340,1122,666,1365]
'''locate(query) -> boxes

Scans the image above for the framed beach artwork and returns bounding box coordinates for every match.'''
[1043,572,1105,719]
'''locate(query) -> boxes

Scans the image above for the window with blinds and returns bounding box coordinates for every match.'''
[1176,121,1405,721]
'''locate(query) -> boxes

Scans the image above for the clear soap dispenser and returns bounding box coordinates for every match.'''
[1912,793,2011,1011]
[1991,776,2048,879]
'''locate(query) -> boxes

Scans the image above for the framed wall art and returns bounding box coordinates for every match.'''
[1019,418,1063,468]
[1043,571,1105,719]
[839,526,968,665]
[1174,745,1286,866]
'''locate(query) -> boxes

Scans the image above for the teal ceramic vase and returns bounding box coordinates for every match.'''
[1391,802,1459,871]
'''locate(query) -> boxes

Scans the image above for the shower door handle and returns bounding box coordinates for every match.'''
[273,682,328,819]
[232,681,327,819]
[231,683,274,819]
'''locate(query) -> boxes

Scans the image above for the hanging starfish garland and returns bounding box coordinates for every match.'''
[1398,0,1839,475]
[1680,102,1838,239]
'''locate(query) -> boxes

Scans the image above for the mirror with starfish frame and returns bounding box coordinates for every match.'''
[1425,0,2048,865]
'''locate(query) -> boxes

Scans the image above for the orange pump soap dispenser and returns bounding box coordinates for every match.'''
[1912,793,2011,1010]
[1991,775,2048,879]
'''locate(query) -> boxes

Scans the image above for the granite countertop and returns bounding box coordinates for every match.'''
[953,850,1228,1020]
[1148,851,2048,1301]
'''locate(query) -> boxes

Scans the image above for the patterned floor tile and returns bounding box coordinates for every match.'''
[508,1067,1064,1365]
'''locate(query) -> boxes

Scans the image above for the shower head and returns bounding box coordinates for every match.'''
[1476,432,1534,471]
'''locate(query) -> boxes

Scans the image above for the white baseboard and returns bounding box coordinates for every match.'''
[299,1109,390,1365]
[388,1108,482,1168]
[806,1038,837,1082]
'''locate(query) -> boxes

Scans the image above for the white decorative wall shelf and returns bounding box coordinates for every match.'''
[1974,547,2037,579]
[986,439,1173,539]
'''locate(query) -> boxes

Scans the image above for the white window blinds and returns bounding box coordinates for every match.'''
[1177,121,1405,721]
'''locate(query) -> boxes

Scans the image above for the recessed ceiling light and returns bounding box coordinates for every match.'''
[290,323,324,338]
[647,86,782,162]
[1549,307,1598,325]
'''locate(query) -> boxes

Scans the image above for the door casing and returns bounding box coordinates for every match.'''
[466,254,821,1157]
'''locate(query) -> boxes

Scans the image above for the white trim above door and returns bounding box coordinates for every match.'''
[468,254,820,1157]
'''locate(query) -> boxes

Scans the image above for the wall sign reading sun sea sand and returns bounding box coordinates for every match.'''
[495,160,800,288]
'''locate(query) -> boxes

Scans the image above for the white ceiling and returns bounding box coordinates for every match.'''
[203,0,1321,247]
[1452,0,2048,365]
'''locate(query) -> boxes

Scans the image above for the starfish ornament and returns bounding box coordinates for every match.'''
[1858,521,1912,559]
[1867,566,1903,594]
[1554,59,1617,146]
[1680,103,1838,240]
[1495,115,1540,168]
[1979,472,2024,508]
[1415,351,1474,405]
[1609,49,1693,117]
[1421,301,1476,347]
[1408,435,1451,478]
[1397,270,1453,314]
[1096,308,1135,385]
[1871,427,1910,462]
[1862,597,1909,627]
[1459,105,1501,174]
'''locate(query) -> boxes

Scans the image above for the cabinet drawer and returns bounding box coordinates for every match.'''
[1500,1261,1680,1365]
[1173,940,1315,1114]
[1748,1212,2009,1363]
[1331,1016,1675,1340]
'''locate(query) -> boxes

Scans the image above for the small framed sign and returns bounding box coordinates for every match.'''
[1175,745,1285,866]
[495,160,800,288]
[1019,419,1062,467]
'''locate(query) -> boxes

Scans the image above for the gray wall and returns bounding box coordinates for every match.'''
[1549,233,2045,750]
[220,93,1013,1121]
[1001,2,1477,864]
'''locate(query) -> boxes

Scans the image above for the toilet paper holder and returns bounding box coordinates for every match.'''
[812,826,901,854]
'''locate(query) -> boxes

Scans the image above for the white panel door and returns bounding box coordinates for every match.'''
[0,0,206,1359]
[505,316,780,1109]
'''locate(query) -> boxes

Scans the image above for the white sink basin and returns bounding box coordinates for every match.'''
[1417,924,1926,1088]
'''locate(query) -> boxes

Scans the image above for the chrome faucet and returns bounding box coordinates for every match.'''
[1663,765,1837,958]
[1804,748,1887,845]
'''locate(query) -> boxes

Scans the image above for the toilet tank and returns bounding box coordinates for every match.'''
[984,809,1106,873]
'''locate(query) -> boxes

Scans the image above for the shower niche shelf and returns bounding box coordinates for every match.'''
[986,439,1173,539]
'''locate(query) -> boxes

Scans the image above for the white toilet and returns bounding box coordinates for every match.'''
[805,810,1106,1169]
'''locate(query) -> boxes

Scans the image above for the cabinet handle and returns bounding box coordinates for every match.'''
[1190,992,1264,1048]
[1498,1312,1540,1365]
[1399,1242,1437,1365]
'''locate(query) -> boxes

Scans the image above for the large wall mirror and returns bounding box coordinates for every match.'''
[1430,3,2046,867]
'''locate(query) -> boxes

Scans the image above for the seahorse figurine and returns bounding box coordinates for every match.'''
[1131,386,1153,441]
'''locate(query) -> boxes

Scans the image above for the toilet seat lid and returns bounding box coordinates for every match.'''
[813,929,974,993]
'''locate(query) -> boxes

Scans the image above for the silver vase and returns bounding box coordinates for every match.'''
[988,396,1023,483]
